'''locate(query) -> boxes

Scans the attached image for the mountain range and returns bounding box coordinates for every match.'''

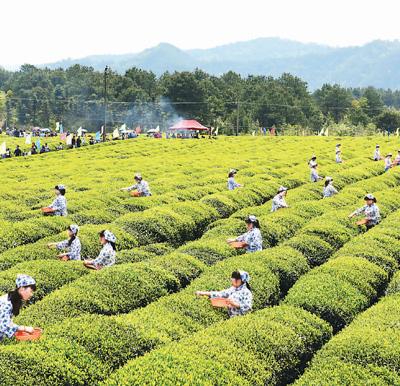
[42,38,400,90]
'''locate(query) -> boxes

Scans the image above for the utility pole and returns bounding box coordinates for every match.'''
[103,65,109,142]
[236,100,240,136]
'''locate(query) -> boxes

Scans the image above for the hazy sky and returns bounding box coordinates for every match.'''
[2,0,399,68]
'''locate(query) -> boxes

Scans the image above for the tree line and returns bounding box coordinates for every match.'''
[1,64,400,134]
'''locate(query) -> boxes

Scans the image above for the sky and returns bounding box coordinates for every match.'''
[2,0,400,68]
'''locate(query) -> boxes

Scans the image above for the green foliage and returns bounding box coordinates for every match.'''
[295,294,400,385]
[103,306,332,386]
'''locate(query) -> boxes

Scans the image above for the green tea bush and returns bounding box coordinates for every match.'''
[103,306,332,386]
[0,260,88,302]
[285,256,388,331]
[295,293,400,385]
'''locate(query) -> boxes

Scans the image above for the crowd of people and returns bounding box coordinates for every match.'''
[0,142,389,341]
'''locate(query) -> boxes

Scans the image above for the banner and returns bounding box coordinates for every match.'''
[112,128,119,139]
[25,134,32,145]
[0,142,6,155]
[215,127,219,136]
[325,128,329,136]
[56,122,60,131]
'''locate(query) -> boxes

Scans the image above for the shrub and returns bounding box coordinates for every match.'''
[285,256,388,331]
[295,294,400,385]
[103,306,332,386]
[0,260,88,302]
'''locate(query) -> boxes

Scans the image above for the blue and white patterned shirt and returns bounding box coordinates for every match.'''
[227,177,241,191]
[311,169,321,183]
[127,180,151,196]
[323,184,338,198]
[236,228,263,253]
[56,237,82,260]
[353,203,381,225]
[49,195,67,216]
[92,242,116,268]
[210,284,253,318]
[271,193,288,212]
[0,294,19,340]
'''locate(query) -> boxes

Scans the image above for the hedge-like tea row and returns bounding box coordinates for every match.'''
[103,306,331,386]
[10,165,389,384]
[102,191,400,385]
[7,160,320,323]
[294,293,400,385]
[285,195,400,332]
[16,253,206,326]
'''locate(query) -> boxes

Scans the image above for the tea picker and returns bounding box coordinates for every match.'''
[121,173,151,197]
[349,194,381,230]
[227,169,243,190]
[335,144,342,163]
[84,230,117,270]
[41,184,68,216]
[0,275,42,341]
[271,186,289,212]
[195,271,253,318]
[373,145,382,161]
[227,215,263,253]
[384,153,393,172]
[47,224,81,261]
[310,164,323,182]
[323,177,338,198]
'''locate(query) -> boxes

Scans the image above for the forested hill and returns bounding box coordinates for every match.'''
[40,38,400,89]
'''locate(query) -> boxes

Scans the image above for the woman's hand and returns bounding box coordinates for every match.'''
[226,238,235,243]
[226,298,240,308]
[195,291,210,297]
[25,326,34,334]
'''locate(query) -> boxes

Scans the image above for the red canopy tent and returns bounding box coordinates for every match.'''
[169,119,210,131]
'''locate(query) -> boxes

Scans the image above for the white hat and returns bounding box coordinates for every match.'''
[325,176,333,182]
[134,173,142,180]
[278,186,288,193]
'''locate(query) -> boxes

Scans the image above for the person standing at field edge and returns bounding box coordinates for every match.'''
[0,275,39,341]
[335,144,342,163]
[323,177,338,198]
[384,153,393,172]
[227,215,263,253]
[373,145,381,161]
[195,270,253,318]
[83,230,117,270]
[227,169,243,190]
[348,194,381,230]
[47,224,81,261]
[271,186,289,212]
[121,173,152,197]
